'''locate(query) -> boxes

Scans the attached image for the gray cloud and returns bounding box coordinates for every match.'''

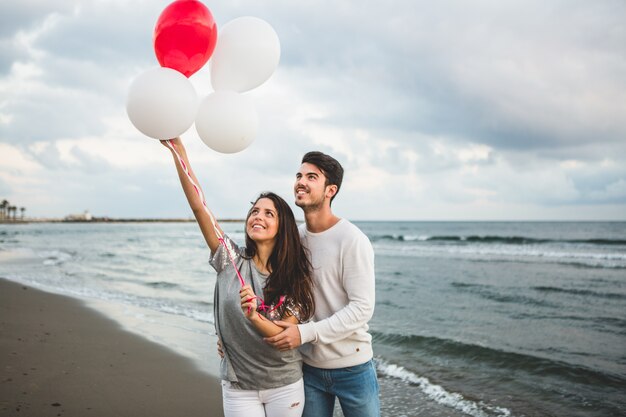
[32,1,154,67]
[3,86,114,143]
[259,1,626,155]
[0,38,26,74]
[0,1,78,36]
[0,0,80,74]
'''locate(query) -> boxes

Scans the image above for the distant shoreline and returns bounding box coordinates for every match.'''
[0,218,245,224]
[1,219,624,225]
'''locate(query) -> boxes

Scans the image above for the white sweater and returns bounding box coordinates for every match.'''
[297,219,376,369]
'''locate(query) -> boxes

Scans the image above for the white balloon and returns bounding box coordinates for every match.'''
[195,91,258,154]
[126,67,197,139]
[210,16,280,93]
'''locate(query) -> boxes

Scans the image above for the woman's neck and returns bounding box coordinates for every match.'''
[253,241,274,274]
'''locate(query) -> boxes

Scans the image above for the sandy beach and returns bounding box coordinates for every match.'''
[0,278,224,417]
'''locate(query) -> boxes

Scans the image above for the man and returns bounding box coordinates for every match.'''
[265,151,380,417]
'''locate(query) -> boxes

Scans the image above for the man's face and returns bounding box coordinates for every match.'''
[294,162,328,210]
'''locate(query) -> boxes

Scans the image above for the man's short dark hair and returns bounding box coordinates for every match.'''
[302,151,344,204]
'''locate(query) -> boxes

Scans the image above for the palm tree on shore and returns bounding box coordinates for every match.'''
[0,200,28,221]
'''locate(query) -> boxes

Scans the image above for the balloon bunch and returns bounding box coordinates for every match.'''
[126,0,280,154]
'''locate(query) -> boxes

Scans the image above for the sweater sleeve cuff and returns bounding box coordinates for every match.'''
[297,321,317,344]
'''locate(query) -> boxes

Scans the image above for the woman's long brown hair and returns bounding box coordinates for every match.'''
[244,192,315,321]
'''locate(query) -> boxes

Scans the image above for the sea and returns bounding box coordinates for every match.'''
[0,221,625,417]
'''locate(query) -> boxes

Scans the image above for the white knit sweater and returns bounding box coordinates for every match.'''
[297,219,376,369]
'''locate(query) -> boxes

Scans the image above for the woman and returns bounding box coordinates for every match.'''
[162,137,314,417]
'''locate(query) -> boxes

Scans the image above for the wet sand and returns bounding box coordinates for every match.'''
[0,278,224,417]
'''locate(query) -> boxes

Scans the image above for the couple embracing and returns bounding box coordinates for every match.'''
[164,137,379,417]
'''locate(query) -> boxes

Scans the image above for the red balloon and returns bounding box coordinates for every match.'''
[153,0,218,77]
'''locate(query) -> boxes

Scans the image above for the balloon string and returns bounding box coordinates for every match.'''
[165,139,286,316]
[246,295,286,314]
[165,139,245,287]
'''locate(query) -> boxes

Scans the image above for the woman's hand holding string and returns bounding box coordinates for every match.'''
[240,285,258,320]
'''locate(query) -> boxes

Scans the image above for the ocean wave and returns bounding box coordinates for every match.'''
[145,281,181,289]
[376,358,511,417]
[70,286,215,324]
[451,282,626,310]
[157,302,214,324]
[513,313,626,337]
[372,331,626,388]
[38,249,74,266]
[370,234,626,246]
[119,295,214,324]
[532,286,626,300]
[0,229,19,236]
[461,256,626,270]
[450,282,558,308]
[371,234,429,242]
[554,260,626,270]
[373,241,626,269]
[599,316,626,330]
[0,239,19,244]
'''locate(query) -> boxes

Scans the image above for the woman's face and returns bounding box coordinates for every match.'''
[246,198,279,244]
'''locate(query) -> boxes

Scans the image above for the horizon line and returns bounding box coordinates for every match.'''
[2,218,625,224]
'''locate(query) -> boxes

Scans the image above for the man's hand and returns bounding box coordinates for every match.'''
[217,338,224,359]
[264,321,302,351]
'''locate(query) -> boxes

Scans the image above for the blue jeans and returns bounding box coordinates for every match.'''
[302,359,380,417]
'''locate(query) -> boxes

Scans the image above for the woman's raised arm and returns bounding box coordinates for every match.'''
[162,137,222,253]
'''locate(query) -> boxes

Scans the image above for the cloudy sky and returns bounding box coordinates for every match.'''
[1,0,625,221]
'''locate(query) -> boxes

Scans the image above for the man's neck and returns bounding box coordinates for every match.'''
[304,207,341,233]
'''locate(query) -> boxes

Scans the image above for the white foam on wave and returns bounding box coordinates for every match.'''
[96,292,215,325]
[0,247,74,266]
[183,231,202,237]
[0,247,39,262]
[23,280,217,326]
[373,242,626,268]
[404,235,430,241]
[38,249,74,266]
[376,358,512,417]
[158,303,214,324]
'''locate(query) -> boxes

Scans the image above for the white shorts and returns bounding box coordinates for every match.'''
[221,378,304,417]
